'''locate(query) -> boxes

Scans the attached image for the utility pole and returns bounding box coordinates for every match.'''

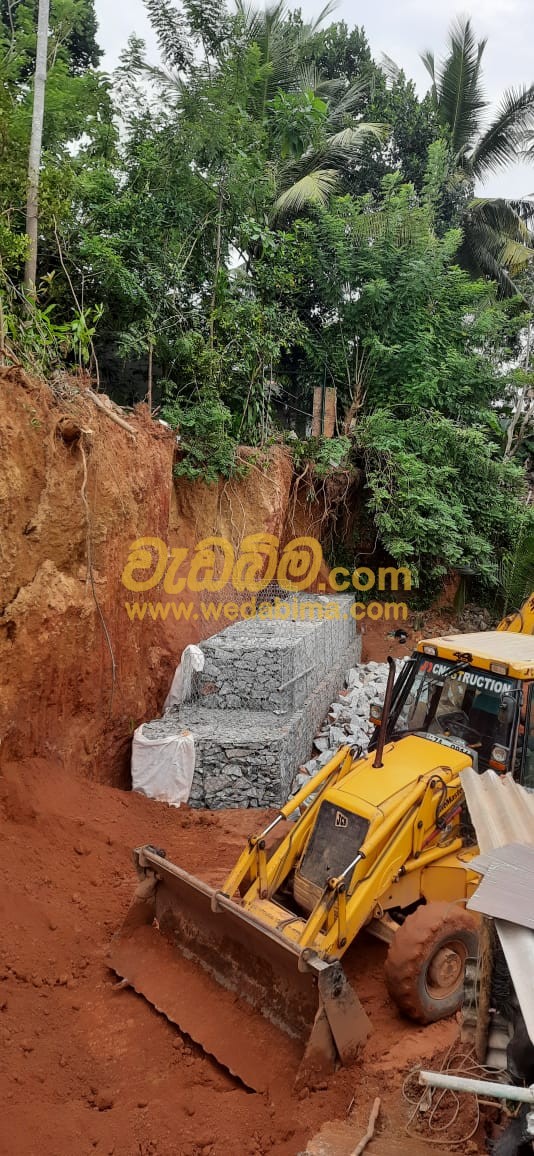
[24,0,50,294]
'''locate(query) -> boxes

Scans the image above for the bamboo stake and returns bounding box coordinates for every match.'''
[86,389,137,436]
[350,1097,381,1156]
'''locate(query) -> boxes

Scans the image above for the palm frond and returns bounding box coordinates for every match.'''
[468,197,534,244]
[421,50,435,82]
[325,79,371,129]
[236,0,286,40]
[295,61,321,93]
[380,53,402,86]
[303,0,339,35]
[498,530,534,615]
[433,18,488,160]
[460,199,534,294]
[282,122,388,185]
[326,123,389,153]
[314,76,349,103]
[470,84,534,178]
[420,50,437,105]
[134,60,184,94]
[271,168,340,222]
[458,234,518,296]
[508,198,534,224]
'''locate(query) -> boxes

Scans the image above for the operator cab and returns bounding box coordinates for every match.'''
[385,632,534,785]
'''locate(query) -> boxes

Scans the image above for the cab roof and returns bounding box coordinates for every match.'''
[416,631,534,680]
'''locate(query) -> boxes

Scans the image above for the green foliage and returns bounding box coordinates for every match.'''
[0,268,102,374]
[354,410,530,594]
[422,17,534,293]
[1,0,533,608]
[269,90,328,159]
[498,523,534,615]
[259,177,526,422]
[302,21,438,196]
[162,393,243,485]
[0,0,114,314]
[292,434,352,479]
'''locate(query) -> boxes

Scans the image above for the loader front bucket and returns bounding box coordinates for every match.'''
[109,846,371,1092]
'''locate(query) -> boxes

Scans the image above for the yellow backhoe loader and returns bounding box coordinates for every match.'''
[110,597,534,1091]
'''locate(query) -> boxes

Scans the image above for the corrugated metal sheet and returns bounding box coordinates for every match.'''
[461,768,534,851]
[460,769,534,1043]
[468,844,534,929]
[472,843,534,874]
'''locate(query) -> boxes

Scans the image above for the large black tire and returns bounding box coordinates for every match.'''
[384,902,478,1024]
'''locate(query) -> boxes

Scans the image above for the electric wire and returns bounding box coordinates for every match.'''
[402,1043,509,1147]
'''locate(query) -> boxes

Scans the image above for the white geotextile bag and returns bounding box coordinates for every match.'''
[163,644,205,712]
[131,726,195,806]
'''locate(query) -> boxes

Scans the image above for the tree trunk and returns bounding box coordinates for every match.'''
[147,340,153,415]
[209,174,225,350]
[504,320,532,459]
[23,0,50,294]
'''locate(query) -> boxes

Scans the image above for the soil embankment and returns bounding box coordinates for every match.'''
[0,371,295,783]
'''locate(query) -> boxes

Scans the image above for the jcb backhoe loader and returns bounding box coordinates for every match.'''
[110,610,534,1091]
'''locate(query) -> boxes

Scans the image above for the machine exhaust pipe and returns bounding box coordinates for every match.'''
[373,656,396,769]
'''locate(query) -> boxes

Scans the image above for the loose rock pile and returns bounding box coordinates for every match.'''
[290,657,409,797]
[457,605,492,633]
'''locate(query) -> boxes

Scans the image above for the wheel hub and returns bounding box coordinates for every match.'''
[426,942,465,998]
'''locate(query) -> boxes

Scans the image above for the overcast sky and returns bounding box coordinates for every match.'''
[94,0,534,199]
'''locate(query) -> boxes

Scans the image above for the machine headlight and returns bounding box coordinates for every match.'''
[489,744,508,771]
[369,702,382,725]
[422,645,437,655]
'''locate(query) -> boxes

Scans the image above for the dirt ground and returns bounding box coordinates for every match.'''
[0,753,474,1156]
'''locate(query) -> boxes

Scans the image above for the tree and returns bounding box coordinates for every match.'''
[139,1,388,223]
[302,21,438,196]
[0,0,112,288]
[354,409,530,590]
[255,173,527,426]
[422,18,534,294]
[24,0,50,291]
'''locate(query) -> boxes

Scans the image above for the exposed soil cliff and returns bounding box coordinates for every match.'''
[0,370,296,784]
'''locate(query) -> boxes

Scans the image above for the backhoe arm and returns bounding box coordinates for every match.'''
[497,591,534,634]
[292,767,462,958]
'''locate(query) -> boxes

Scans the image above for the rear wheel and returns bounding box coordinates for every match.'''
[384,902,478,1023]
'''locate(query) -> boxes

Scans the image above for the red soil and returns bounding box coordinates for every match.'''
[0,370,295,786]
[0,757,462,1156]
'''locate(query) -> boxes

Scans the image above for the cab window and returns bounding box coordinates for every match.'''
[392,654,518,773]
[521,684,534,789]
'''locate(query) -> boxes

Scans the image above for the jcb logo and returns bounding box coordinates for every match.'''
[335,811,348,829]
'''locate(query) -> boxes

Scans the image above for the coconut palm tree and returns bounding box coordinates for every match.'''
[234,0,388,221]
[143,1,388,222]
[422,17,534,294]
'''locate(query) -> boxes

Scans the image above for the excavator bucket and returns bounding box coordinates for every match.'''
[109,846,371,1092]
